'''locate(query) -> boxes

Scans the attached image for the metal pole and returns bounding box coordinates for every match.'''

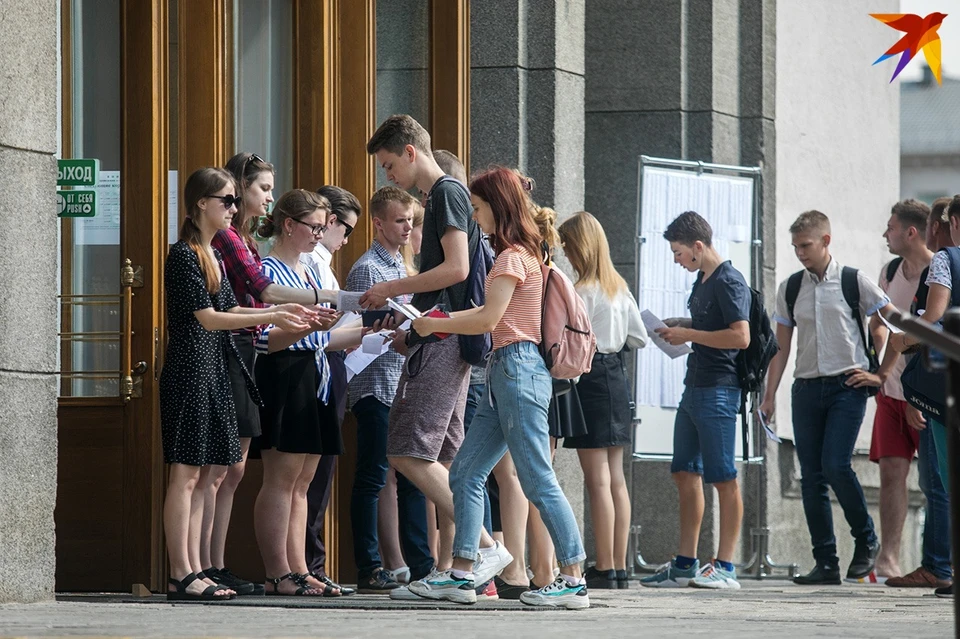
[943,310,960,638]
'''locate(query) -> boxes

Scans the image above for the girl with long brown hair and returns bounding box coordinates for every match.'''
[411,166,589,609]
[161,167,313,601]
[558,211,647,589]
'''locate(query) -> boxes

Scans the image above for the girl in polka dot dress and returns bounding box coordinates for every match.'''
[160,167,320,601]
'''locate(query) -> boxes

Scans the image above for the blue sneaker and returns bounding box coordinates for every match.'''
[639,559,699,588]
[690,561,741,590]
[519,575,589,609]
[407,569,477,604]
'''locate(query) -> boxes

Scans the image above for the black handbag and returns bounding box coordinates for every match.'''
[901,351,945,418]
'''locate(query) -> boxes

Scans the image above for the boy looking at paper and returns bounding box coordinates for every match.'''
[640,210,750,591]
[345,186,435,592]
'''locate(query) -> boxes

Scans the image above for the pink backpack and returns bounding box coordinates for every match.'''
[539,263,597,379]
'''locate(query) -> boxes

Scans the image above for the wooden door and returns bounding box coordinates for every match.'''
[56,0,169,593]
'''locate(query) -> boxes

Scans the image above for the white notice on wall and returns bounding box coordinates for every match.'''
[168,170,179,243]
[75,170,120,245]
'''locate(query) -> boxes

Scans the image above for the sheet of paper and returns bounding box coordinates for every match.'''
[878,312,903,334]
[362,332,391,355]
[344,350,379,382]
[757,411,782,443]
[640,309,693,359]
[388,297,422,321]
[330,311,360,332]
[337,291,364,313]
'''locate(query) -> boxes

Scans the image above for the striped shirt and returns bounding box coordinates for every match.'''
[488,246,542,350]
[256,255,332,402]
[344,240,408,408]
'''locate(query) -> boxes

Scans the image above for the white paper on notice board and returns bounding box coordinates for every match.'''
[168,170,179,243]
[75,170,120,245]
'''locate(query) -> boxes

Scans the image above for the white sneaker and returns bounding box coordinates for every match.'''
[389,585,424,600]
[407,570,477,604]
[386,566,411,584]
[519,575,590,610]
[689,562,741,590]
[472,541,514,586]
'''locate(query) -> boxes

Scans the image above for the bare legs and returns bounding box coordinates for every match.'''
[673,471,742,563]
[204,438,251,570]
[578,446,631,571]
[164,463,231,596]
[875,457,910,577]
[492,453,529,585]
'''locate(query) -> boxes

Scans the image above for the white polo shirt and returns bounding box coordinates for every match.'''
[773,259,889,379]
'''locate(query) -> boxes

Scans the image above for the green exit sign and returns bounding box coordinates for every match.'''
[57,158,99,186]
[57,190,97,217]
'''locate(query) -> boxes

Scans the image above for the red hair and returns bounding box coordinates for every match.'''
[469,166,543,262]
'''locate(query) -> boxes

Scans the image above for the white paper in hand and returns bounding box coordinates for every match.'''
[757,411,782,443]
[640,309,693,359]
[337,291,364,313]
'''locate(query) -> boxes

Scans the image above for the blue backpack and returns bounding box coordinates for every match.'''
[459,232,495,365]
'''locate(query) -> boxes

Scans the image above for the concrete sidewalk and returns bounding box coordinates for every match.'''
[0,580,952,638]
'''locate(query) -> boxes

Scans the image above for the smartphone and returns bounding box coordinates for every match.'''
[362,310,391,327]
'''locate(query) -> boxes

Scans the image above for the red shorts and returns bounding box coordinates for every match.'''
[869,391,919,462]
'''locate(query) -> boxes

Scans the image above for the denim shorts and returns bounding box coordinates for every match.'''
[670,385,741,484]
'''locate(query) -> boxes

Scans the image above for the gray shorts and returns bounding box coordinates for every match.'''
[387,336,470,463]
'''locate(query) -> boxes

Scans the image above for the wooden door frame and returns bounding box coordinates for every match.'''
[119,0,169,591]
[430,0,470,175]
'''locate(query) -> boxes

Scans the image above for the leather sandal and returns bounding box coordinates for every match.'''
[264,572,324,596]
[167,572,234,601]
[307,571,351,596]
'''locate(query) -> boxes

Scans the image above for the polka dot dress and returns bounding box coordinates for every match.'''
[159,241,243,467]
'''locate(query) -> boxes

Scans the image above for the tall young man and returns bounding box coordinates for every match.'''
[301,185,361,595]
[346,187,435,594]
[867,200,949,587]
[760,211,894,585]
[640,211,750,590]
[360,115,513,593]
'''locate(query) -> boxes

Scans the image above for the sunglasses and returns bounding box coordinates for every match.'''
[244,153,265,174]
[291,217,327,237]
[335,215,355,238]
[205,194,242,209]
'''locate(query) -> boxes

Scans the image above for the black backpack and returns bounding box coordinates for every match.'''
[459,234,495,365]
[784,266,880,397]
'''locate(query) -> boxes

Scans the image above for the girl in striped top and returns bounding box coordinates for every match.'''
[252,189,364,597]
[411,167,589,609]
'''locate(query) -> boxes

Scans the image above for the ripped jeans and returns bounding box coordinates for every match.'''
[448,341,586,567]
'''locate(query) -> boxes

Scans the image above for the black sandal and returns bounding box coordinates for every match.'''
[306,571,351,596]
[167,572,234,601]
[264,572,324,596]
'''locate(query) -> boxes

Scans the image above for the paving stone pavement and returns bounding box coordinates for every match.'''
[0,581,952,638]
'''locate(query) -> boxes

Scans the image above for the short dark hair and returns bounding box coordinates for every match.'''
[433,149,466,183]
[947,195,960,220]
[890,199,929,234]
[663,211,713,246]
[316,185,361,223]
[789,210,831,235]
[367,114,432,156]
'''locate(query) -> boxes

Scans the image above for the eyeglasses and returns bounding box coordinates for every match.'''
[335,215,355,238]
[205,194,242,209]
[244,153,265,175]
[291,217,327,236]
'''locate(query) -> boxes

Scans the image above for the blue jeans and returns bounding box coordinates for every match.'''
[918,415,951,580]
[350,396,434,580]
[929,418,950,496]
[670,386,741,484]
[449,342,586,566]
[792,376,877,565]
[464,383,493,533]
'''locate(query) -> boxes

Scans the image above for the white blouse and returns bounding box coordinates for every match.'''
[577,283,648,354]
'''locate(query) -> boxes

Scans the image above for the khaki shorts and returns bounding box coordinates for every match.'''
[387,337,470,463]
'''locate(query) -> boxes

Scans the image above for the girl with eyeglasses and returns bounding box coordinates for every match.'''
[161,167,315,601]
[252,189,366,596]
[200,153,339,596]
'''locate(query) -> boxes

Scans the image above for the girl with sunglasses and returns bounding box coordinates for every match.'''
[200,153,339,596]
[411,166,589,609]
[161,167,314,601]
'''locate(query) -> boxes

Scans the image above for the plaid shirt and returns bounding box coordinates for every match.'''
[211,226,271,320]
[345,240,408,409]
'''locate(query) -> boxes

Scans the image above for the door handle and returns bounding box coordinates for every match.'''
[120,259,144,402]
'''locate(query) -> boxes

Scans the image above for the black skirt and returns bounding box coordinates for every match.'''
[563,351,633,449]
[548,379,589,440]
[254,350,344,456]
[227,333,262,439]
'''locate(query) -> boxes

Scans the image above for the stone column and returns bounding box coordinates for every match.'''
[471,0,587,534]
[0,1,59,603]
[584,0,777,566]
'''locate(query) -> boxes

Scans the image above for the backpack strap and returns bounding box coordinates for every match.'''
[943,247,960,308]
[884,257,903,285]
[841,266,879,371]
[784,271,804,325]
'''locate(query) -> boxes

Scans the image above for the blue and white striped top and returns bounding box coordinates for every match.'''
[256,255,332,403]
